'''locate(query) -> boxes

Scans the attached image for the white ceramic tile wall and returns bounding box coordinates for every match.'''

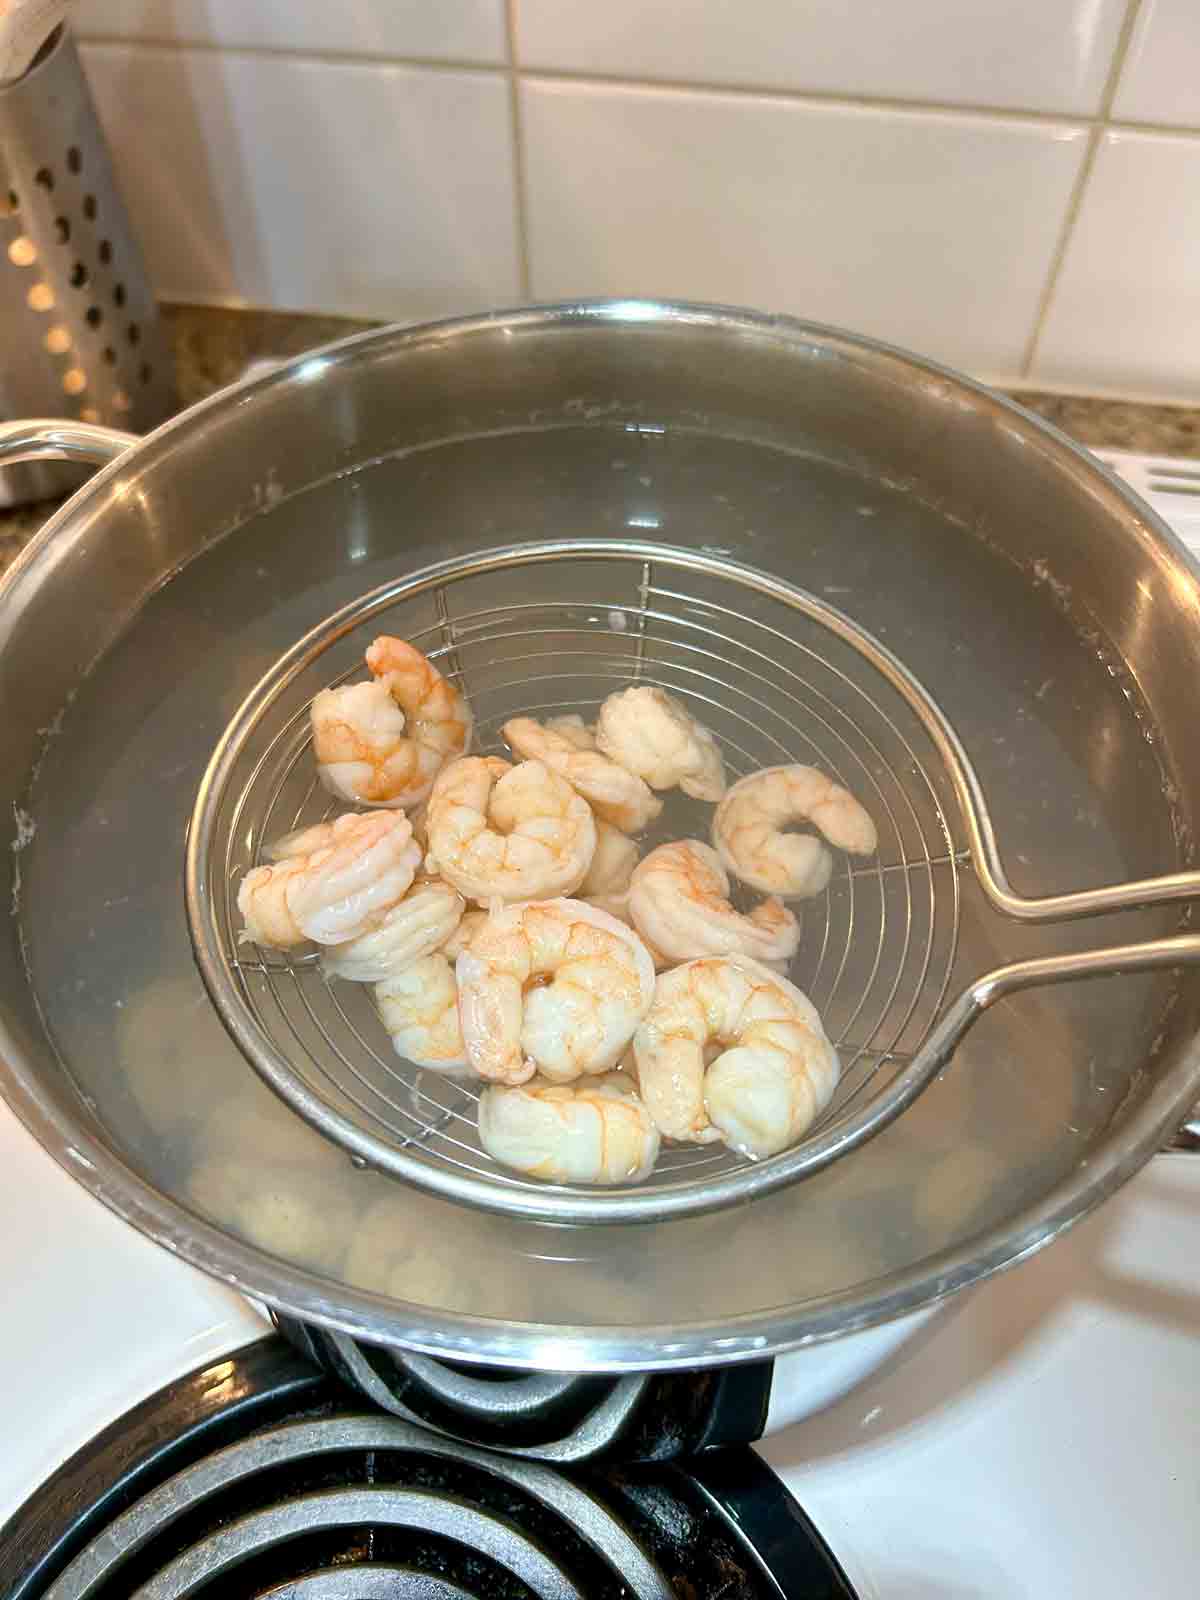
[71,0,1200,396]
[80,0,508,64]
[522,82,1085,376]
[1032,132,1200,400]
[80,44,521,318]
[517,0,1127,116]
[1111,0,1200,127]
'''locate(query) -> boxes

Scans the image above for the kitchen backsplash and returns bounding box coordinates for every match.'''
[75,0,1199,399]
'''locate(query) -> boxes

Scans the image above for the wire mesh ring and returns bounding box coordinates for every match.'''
[186,541,965,1224]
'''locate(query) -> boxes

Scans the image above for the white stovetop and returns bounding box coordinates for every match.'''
[761,1151,1200,1598]
[2,1092,1198,1598]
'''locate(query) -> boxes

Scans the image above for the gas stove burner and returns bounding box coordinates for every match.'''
[1,1338,857,1600]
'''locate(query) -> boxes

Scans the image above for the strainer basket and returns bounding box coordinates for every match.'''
[185,540,1200,1225]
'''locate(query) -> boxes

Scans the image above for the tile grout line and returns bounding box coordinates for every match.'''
[516,71,1200,139]
[1112,114,1200,138]
[1018,132,1106,376]
[1020,0,1147,378]
[75,34,1086,125]
[514,67,1088,128]
[77,31,1200,139]
[504,2,533,301]
[77,33,509,75]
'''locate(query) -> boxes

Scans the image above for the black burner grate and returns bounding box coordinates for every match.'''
[276,1315,775,1462]
[0,1338,857,1600]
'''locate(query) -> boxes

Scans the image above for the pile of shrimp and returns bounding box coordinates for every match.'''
[236,638,878,1187]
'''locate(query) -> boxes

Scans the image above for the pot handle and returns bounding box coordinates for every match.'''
[0,418,139,470]
[918,933,1200,1156]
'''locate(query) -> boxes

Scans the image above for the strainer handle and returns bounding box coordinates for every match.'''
[924,933,1200,1157]
[816,568,1200,924]
[0,418,139,470]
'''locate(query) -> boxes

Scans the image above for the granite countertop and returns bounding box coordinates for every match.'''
[0,305,375,578]
[3,303,1199,578]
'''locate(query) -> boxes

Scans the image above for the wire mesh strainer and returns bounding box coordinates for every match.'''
[186,541,1200,1225]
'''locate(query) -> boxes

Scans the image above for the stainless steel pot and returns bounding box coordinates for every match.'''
[1,302,1198,1381]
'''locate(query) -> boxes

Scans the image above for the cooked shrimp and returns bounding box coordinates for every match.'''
[309,635,472,809]
[265,819,346,861]
[628,839,799,967]
[584,888,632,923]
[426,756,597,902]
[633,955,839,1156]
[456,899,655,1085]
[713,764,878,897]
[577,819,640,932]
[238,810,420,948]
[581,820,639,898]
[407,803,430,856]
[544,714,596,751]
[479,1072,660,1185]
[187,1157,353,1274]
[583,891,672,970]
[309,681,410,806]
[595,686,726,801]
[503,716,661,833]
[376,954,469,1070]
[441,907,488,960]
[322,877,464,982]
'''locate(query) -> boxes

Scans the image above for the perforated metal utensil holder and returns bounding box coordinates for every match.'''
[0,25,173,505]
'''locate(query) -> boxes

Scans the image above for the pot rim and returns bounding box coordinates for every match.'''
[2,297,1198,1372]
